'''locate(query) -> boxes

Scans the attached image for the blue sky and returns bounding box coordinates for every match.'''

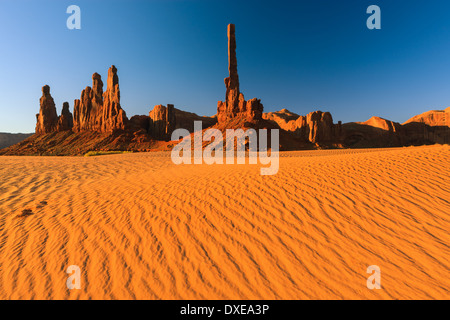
[1,0,450,133]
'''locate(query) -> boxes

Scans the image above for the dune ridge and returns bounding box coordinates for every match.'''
[0,145,449,299]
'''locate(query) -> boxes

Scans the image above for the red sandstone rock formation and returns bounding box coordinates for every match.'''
[131,107,216,140]
[402,108,450,145]
[263,109,338,144]
[361,116,402,132]
[148,104,176,141]
[102,65,127,132]
[73,90,89,132]
[57,102,73,131]
[73,66,127,133]
[73,73,103,132]
[339,116,405,148]
[403,107,450,127]
[24,21,449,155]
[307,111,334,143]
[217,24,263,124]
[36,85,58,134]
[343,111,450,147]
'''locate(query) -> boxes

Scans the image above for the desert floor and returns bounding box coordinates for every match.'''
[0,145,449,299]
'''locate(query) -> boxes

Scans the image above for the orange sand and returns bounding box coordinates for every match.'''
[0,145,449,299]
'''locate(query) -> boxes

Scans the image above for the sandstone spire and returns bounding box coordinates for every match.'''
[101,65,127,132]
[35,85,58,134]
[218,24,263,124]
[57,102,74,131]
[225,23,240,113]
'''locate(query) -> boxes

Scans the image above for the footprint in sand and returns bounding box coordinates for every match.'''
[16,201,48,219]
[17,209,34,218]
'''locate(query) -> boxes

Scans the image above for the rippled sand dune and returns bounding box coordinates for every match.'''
[0,145,449,299]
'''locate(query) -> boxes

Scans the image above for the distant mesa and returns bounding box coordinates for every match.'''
[263,110,339,144]
[360,116,401,131]
[403,107,450,127]
[0,132,33,150]
[1,24,449,156]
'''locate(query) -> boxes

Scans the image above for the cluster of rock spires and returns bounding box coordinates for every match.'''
[35,65,179,141]
[72,68,127,133]
[9,22,448,156]
[36,66,127,135]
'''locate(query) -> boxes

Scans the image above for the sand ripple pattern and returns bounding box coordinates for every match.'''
[0,145,449,299]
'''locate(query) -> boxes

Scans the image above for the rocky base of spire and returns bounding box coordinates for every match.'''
[217,95,263,124]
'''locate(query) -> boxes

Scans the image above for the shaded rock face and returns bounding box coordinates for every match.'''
[402,121,450,145]
[129,115,150,133]
[129,107,213,141]
[57,102,74,131]
[340,117,405,148]
[217,24,263,124]
[148,104,176,141]
[306,111,334,143]
[73,66,127,133]
[341,112,450,147]
[36,85,59,134]
[174,108,217,133]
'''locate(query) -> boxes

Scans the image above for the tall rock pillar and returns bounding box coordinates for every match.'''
[35,85,58,134]
[217,24,263,124]
[225,23,240,114]
[102,65,127,132]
